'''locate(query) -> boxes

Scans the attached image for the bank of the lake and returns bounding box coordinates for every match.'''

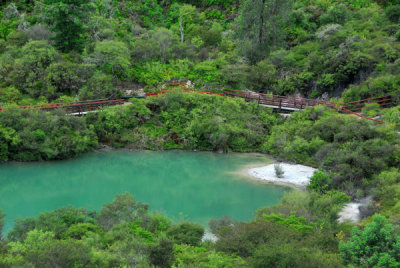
[247,163,317,189]
[0,150,288,234]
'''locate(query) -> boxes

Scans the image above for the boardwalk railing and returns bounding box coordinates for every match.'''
[146,90,223,97]
[223,89,333,110]
[342,96,392,112]
[0,89,396,128]
[342,108,400,127]
[1,99,126,114]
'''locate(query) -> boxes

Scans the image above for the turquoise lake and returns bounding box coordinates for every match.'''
[0,150,288,234]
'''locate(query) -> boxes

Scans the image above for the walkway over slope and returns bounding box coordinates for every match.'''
[0,89,396,126]
[223,89,333,111]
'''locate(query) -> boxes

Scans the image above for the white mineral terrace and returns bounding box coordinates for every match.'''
[247,163,364,223]
[248,163,316,189]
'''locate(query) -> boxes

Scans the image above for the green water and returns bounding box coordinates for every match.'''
[0,150,288,233]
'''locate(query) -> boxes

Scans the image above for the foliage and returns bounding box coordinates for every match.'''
[375,168,400,221]
[3,40,58,98]
[0,189,347,268]
[1,1,400,266]
[97,193,148,231]
[263,213,315,233]
[0,108,97,161]
[274,164,284,178]
[173,244,247,267]
[361,102,381,117]
[213,197,343,266]
[308,170,332,193]
[265,106,400,197]
[167,222,204,246]
[0,0,398,101]
[43,0,91,53]
[381,106,400,124]
[91,40,130,79]
[339,214,400,267]
[149,237,175,268]
[86,91,280,151]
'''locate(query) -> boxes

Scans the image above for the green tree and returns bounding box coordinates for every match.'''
[92,41,130,79]
[149,237,175,268]
[78,71,120,100]
[45,61,92,98]
[97,193,148,230]
[177,4,196,43]
[6,229,92,267]
[339,215,400,267]
[238,0,293,63]
[43,0,91,53]
[167,222,204,246]
[6,41,58,97]
[152,27,177,63]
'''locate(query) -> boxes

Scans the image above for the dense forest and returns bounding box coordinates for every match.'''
[1,0,400,267]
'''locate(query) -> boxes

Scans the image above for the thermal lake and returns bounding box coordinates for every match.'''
[0,150,288,234]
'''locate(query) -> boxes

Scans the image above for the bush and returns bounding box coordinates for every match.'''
[308,170,332,193]
[0,86,21,103]
[91,41,130,79]
[316,24,342,41]
[385,5,400,23]
[78,72,120,100]
[251,244,341,268]
[149,238,175,268]
[6,40,58,97]
[320,4,351,25]
[0,108,97,161]
[274,164,284,178]
[167,222,204,246]
[209,216,232,233]
[361,103,380,117]
[25,24,53,41]
[6,30,28,47]
[339,215,400,267]
[45,62,90,98]
[3,3,20,19]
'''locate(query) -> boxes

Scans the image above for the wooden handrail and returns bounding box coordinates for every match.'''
[342,96,390,105]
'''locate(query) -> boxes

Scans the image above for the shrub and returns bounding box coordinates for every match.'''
[385,5,400,23]
[149,238,175,268]
[361,103,380,117]
[209,216,232,233]
[6,30,28,46]
[308,170,332,193]
[91,41,130,79]
[4,3,20,19]
[0,86,21,103]
[78,72,120,100]
[167,222,204,246]
[316,24,342,41]
[339,215,400,267]
[25,24,53,41]
[320,4,351,25]
[274,164,284,178]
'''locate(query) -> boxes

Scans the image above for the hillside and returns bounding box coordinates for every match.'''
[0,0,400,104]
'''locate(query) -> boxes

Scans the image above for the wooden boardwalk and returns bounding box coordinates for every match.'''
[223,89,333,111]
[341,96,392,112]
[0,89,396,127]
[0,99,126,115]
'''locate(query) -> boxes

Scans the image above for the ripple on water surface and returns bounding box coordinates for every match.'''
[0,150,288,233]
